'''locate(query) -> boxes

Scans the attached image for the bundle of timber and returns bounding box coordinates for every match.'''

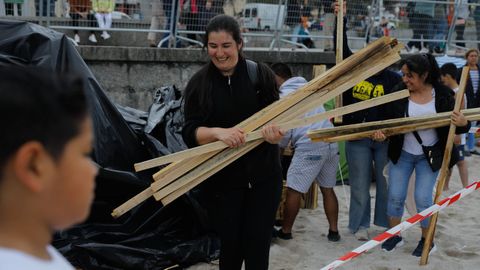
[308,108,480,143]
[113,36,404,218]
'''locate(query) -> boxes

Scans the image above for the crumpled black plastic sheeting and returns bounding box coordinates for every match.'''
[0,19,219,269]
[54,196,219,270]
[146,86,187,155]
[118,85,188,157]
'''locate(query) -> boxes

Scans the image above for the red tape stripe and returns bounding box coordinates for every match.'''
[438,197,450,206]
[339,251,361,261]
[406,213,424,224]
[448,193,461,206]
[373,231,396,242]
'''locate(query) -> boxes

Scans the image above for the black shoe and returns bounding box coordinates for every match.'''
[412,237,437,257]
[327,230,341,242]
[275,228,292,240]
[381,235,404,252]
[470,150,480,156]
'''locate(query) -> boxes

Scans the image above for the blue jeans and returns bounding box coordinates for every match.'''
[408,14,434,49]
[432,18,447,50]
[346,139,389,233]
[467,121,477,151]
[387,151,439,228]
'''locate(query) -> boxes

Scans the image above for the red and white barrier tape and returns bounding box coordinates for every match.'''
[321,181,480,270]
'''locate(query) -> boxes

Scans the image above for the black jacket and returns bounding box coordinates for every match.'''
[457,65,480,109]
[182,58,282,190]
[387,83,471,164]
[333,16,402,125]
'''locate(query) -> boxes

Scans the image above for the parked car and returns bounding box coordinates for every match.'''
[242,3,286,31]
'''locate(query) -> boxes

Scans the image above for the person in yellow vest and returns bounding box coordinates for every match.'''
[92,0,115,40]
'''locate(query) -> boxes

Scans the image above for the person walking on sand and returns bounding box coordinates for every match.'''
[271,62,341,242]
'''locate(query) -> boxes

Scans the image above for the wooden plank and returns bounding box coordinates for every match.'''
[302,182,318,210]
[111,38,401,218]
[308,108,480,141]
[111,187,154,218]
[420,66,470,265]
[312,65,326,78]
[276,44,402,125]
[311,114,480,143]
[303,64,327,210]
[335,0,344,124]
[279,90,409,132]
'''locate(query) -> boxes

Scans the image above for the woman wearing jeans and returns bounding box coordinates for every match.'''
[373,54,470,256]
[334,1,402,241]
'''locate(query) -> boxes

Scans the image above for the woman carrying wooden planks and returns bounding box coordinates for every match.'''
[182,15,284,270]
[333,1,402,241]
[372,54,470,256]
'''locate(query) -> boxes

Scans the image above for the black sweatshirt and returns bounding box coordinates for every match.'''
[182,59,282,190]
[334,16,402,125]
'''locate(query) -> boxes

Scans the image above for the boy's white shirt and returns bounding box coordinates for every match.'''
[0,245,74,270]
[278,76,334,150]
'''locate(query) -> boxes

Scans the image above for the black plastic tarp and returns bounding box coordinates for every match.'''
[0,19,219,269]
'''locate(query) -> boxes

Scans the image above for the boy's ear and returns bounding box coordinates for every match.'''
[12,142,54,193]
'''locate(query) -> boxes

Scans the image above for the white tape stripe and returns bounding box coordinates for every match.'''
[320,181,479,270]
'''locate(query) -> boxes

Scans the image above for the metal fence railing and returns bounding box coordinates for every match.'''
[1,0,479,53]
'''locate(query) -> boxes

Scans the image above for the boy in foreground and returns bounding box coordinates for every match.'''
[0,66,97,269]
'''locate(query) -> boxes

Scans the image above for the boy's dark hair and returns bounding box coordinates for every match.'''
[270,62,292,80]
[0,66,88,175]
[440,63,458,79]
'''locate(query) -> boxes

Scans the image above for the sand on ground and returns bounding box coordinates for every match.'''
[188,152,480,270]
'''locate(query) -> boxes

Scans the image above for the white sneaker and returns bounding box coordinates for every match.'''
[88,34,97,43]
[355,228,369,241]
[74,34,80,43]
[101,31,111,40]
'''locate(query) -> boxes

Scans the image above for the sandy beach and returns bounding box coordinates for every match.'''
[188,151,480,270]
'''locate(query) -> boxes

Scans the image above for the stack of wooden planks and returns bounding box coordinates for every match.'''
[307,108,480,143]
[112,36,404,218]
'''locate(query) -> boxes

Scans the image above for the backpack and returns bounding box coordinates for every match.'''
[245,59,259,87]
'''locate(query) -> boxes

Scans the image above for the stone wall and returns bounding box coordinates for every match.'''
[78,46,336,110]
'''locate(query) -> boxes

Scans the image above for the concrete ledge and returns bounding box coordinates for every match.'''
[77,46,336,64]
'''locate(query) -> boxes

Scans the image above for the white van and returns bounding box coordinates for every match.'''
[242,3,286,31]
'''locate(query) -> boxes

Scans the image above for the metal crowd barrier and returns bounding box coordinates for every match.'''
[1,0,479,52]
